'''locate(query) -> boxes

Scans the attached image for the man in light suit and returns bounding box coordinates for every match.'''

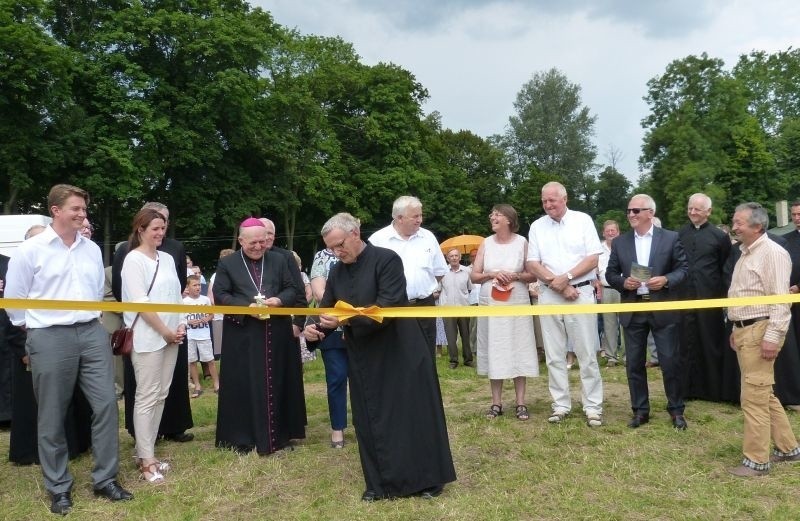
[607,194,689,430]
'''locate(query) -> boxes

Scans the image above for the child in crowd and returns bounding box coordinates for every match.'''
[184,275,218,396]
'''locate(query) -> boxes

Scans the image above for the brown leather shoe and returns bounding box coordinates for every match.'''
[728,464,768,477]
[770,452,800,463]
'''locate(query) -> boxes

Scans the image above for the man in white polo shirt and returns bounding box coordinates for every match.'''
[526,181,604,427]
[369,196,447,356]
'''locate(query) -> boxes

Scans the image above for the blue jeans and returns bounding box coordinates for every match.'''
[320,331,348,430]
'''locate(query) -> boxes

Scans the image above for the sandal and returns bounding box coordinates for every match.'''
[515,405,530,421]
[486,404,503,419]
[139,462,165,484]
[191,389,203,399]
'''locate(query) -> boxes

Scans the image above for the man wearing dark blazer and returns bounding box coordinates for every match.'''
[607,194,689,430]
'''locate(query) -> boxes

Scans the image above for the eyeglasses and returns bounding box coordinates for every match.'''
[626,208,652,215]
[330,235,349,252]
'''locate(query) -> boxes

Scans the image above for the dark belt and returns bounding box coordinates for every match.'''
[636,294,651,301]
[733,316,769,328]
[603,285,612,289]
[408,294,435,305]
[571,280,592,288]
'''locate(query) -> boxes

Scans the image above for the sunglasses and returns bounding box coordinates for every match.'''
[626,208,652,215]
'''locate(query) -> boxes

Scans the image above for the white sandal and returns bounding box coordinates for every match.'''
[139,462,165,484]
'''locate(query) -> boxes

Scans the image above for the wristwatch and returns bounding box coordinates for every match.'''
[566,272,574,281]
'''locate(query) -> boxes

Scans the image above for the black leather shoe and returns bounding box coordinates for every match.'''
[671,414,688,430]
[93,480,133,502]
[50,492,72,515]
[361,490,380,502]
[627,414,650,428]
[463,360,473,367]
[448,362,458,369]
[162,431,194,443]
[418,485,444,499]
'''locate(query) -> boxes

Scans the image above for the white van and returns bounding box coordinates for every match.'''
[0,215,52,257]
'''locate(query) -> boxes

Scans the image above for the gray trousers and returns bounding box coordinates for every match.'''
[27,319,119,494]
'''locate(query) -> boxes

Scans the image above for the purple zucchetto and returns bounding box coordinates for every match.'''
[240,217,265,228]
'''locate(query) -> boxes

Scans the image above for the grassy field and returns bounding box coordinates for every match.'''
[2,355,800,520]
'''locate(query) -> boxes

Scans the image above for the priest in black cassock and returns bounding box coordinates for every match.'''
[677,193,735,402]
[304,213,456,501]
[782,201,800,411]
[213,218,306,454]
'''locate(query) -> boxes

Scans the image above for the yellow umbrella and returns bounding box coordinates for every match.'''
[439,235,485,255]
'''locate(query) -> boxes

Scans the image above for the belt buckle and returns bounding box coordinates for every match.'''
[639,294,650,301]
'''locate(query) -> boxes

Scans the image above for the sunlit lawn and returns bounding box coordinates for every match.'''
[2,354,800,520]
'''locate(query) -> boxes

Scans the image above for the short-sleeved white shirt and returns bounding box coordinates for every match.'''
[369,224,447,300]
[527,209,602,284]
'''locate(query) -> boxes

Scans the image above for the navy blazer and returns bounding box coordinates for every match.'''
[606,226,688,328]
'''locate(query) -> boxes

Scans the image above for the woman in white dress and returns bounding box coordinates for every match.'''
[471,204,538,420]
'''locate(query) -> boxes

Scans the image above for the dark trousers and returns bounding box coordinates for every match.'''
[320,332,348,431]
[444,317,472,364]
[409,295,436,357]
[624,313,684,416]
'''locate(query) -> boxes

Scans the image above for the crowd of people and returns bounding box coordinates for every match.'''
[1,182,800,514]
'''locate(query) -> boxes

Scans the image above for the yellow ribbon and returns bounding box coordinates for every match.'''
[1,294,800,318]
[329,301,383,324]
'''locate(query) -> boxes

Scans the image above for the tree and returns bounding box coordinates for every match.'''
[502,68,597,207]
[639,53,781,227]
[0,0,73,213]
[591,166,631,230]
[733,48,800,134]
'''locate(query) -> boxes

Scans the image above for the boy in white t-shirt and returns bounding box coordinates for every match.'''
[184,275,218,396]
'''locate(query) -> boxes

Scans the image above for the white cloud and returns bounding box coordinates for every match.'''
[256,0,800,180]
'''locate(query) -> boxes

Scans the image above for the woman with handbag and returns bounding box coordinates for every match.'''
[470,204,538,421]
[121,209,186,484]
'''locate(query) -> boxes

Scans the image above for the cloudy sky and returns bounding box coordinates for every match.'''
[253,0,799,180]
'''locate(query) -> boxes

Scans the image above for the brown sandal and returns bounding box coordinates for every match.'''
[515,405,530,421]
[486,404,503,419]
[139,462,165,484]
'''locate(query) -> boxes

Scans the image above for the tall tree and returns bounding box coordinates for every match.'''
[0,0,73,213]
[502,67,597,208]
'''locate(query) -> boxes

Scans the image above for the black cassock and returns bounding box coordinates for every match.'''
[213,249,306,454]
[724,233,800,406]
[782,228,800,406]
[320,243,456,498]
[677,222,735,402]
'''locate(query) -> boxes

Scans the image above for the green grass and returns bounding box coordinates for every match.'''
[2,356,800,520]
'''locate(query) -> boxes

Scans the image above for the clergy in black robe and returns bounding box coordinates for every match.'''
[724,233,800,406]
[677,194,733,402]
[782,204,800,410]
[213,218,306,454]
[304,213,455,501]
[0,254,12,426]
[113,206,193,440]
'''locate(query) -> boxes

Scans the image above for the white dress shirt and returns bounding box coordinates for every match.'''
[598,240,612,286]
[634,225,654,295]
[527,209,602,284]
[5,225,104,328]
[369,224,447,300]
